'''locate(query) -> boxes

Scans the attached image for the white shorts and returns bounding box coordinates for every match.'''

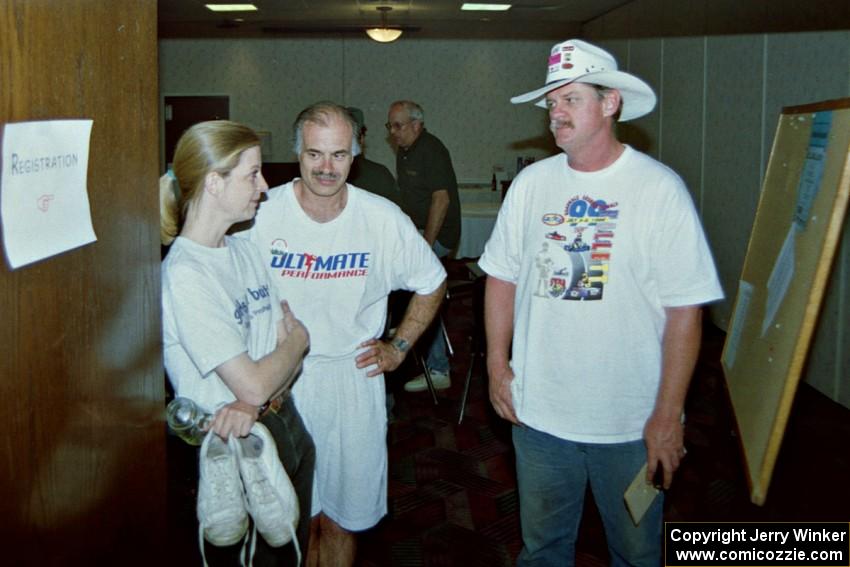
[291,355,388,531]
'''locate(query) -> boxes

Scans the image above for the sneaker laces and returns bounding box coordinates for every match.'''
[207,455,244,507]
[198,522,250,567]
[204,449,247,531]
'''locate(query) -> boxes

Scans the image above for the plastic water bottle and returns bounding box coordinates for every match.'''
[166,397,212,446]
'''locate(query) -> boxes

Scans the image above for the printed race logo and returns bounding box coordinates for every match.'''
[542,213,564,226]
[535,195,618,301]
[564,195,619,223]
[270,248,370,280]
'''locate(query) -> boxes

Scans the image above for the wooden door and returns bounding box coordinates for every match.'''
[0,1,165,564]
[164,95,230,169]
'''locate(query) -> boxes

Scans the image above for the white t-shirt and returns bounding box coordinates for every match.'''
[162,235,282,413]
[242,181,446,361]
[479,146,724,443]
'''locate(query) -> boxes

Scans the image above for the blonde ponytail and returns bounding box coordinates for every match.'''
[159,172,180,246]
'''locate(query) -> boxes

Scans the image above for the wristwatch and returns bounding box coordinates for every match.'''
[390,336,410,354]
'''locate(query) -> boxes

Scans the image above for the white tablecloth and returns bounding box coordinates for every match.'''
[455,201,501,259]
[459,187,501,205]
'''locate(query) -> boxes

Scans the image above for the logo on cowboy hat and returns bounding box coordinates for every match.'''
[511,39,657,122]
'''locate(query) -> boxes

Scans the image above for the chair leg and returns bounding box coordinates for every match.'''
[440,315,454,357]
[413,349,438,405]
[458,272,487,424]
[458,335,477,424]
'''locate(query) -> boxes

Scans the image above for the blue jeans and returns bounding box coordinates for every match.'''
[513,425,662,567]
[424,240,451,373]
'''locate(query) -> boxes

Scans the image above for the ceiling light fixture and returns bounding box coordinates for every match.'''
[460,3,512,11]
[366,6,403,43]
[205,3,258,12]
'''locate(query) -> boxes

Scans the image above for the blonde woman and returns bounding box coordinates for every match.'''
[161,120,313,565]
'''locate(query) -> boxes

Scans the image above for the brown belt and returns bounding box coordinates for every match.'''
[258,392,288,418]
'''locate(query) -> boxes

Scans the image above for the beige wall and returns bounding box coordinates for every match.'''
[159,30,850,407]
[159,37,558,184]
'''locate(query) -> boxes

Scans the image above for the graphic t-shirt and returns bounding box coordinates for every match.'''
[162,236,281,413]
[479,146,724,442]
[242,181,446,361]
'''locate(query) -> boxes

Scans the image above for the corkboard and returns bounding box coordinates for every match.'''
[721,98,850,505]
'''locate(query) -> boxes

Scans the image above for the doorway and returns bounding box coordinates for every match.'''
[163,95,229,169]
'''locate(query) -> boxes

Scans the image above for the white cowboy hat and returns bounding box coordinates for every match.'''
[511,39,657,122]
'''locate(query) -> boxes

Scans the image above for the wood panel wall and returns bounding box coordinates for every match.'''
[0,1,165,564]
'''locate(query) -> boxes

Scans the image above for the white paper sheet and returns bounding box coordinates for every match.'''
[1,120,96,269]
[723,280,753,370]
[793,111,832,229]
[762,225,797,336]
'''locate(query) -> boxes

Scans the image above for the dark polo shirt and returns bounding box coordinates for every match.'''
[348,155,401,206]
[396,129,460,250]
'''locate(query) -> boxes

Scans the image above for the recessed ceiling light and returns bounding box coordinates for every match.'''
[461,3,512,11]
[205,4,258,12]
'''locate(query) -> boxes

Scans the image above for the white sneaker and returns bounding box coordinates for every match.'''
[404,369,451,392]
[197,432,249,547]
[235,423,300,551]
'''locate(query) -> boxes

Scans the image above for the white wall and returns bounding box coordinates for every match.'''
[159,31,850,407]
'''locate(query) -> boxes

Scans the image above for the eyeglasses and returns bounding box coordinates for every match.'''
[385,120,414,132]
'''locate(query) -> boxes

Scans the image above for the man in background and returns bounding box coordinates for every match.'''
[479,39,723,566]
[387,99,461,393]
[346,106,400,205]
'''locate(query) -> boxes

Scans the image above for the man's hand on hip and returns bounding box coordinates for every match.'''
[356,338,406,377]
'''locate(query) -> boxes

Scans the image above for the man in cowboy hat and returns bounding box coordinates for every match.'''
[479,39,723,566]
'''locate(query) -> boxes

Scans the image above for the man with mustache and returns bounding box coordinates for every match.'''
[386,100,461,394]
[241,101,446,566]
[479,40,723,566]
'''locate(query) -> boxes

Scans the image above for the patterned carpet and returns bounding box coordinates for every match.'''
[359,369,519,565]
